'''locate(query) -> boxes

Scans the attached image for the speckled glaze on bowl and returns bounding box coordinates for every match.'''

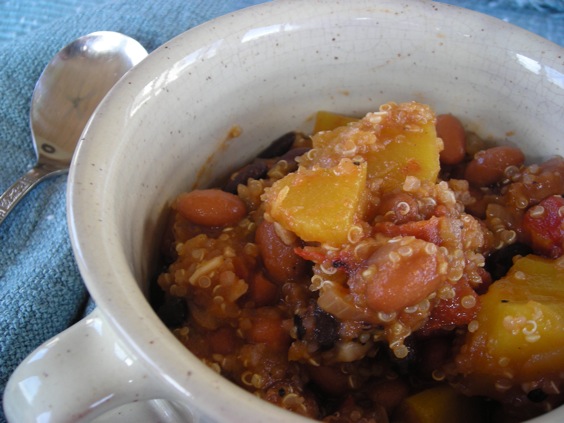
[4,0,564,422]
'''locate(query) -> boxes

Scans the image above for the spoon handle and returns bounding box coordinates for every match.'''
[0,163,63,226]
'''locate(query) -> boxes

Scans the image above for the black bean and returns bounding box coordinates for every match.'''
[485,242,533,281]
[527,389,548,403]
[157,296,188,328]
[279,146,310,166]
[258,131,301,158]
[294,314,306,340]
[313,306,339,351]
[388,337,416,375]
[293,303,340,351]
[223,159,269,193]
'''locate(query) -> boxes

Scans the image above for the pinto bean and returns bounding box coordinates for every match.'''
[507,156,564,207]
[464,146,525,187]
[436,114,466,165]
[174,189,246,227]
[348,238,448,314]
[376,192,420,224]
[255,220,307,284]
[247,272,279,307]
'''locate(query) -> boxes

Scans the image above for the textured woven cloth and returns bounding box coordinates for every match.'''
[0,1,269,421]
[439,0,564,45]
[0,0,562,422]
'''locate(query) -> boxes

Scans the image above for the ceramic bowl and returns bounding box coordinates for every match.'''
[4,0,564,422]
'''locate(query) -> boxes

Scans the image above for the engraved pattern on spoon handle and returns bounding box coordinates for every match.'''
[0,164,61,225]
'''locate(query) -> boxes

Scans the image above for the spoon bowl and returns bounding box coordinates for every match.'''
[0,31,147,225]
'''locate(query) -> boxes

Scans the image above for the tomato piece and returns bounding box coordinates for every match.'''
[522,195,564,258]
[294,246,327,263]
[423,278,480,333]
[373,217,442,245]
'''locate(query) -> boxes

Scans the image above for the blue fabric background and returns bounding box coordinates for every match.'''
[0,1,562,422]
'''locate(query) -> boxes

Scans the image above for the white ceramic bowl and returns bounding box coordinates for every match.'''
[4,0,564,422]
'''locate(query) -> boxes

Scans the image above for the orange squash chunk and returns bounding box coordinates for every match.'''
[365,102,441,193]
[454,255,564,393]
[264,159,367,245]
[313,110,358,133]
[265,102,440,246]
[309,102,441,195]
[395,384,487,423]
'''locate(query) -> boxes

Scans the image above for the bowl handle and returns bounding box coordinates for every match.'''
[3,308,186,422]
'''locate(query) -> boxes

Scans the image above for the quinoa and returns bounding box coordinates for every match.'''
[155,102,564,422]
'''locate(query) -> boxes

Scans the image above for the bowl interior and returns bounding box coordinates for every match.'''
[68,0,564,421]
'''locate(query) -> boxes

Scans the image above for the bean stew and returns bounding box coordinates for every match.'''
[154,101,564,423]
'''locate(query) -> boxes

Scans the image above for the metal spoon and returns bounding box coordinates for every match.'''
[0,31,148,225]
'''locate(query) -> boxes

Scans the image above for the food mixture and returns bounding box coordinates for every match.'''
[154,102,564,422]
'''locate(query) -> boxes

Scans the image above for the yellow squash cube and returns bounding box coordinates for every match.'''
[310,102,441,194]
[313,110,358,133]
[264,159,367,245]
[455,255,564,387]
[394,384,487,423]
[365,103,441,193]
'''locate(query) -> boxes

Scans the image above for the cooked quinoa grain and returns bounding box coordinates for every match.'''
[155,102,564,422]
